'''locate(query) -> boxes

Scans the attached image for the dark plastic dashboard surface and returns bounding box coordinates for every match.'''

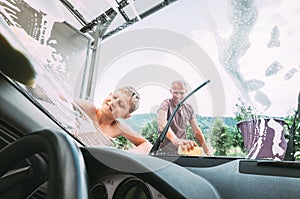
[81,147,220,199]
[239,160,300,178]
[187,160,300,199]
[2,72,300,199]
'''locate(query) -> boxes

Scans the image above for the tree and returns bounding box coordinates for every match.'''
[234,97,258,122]
[141,119,208,147]
[233,98,256,153]
[228,126,244,149]
[186,125,209,145]
[140,119,158,144]
[115,119,159,150]
[284,112,300,158]
[210,118,230,156]
[233,97,300,158]
[185,125,194,140]
[114,136,133,150]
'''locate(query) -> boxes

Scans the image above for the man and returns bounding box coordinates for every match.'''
[157,80,211,155]
[76,86,152,154]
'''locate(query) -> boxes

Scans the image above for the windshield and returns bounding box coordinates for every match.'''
[0,0,299,159]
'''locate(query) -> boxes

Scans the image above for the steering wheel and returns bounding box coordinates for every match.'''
[0,129,89,199]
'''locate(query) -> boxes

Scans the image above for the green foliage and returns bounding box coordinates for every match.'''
[284,112,300,154]
[140,119,158,144]
[234,97,257,122]
[115,103,299,159]
[203,98,254,157]
[140,119,207,147]
[138,115,244,157]
[210,118,230,156]
[233,97,300,159]
[233,98,256,153]
[227,127,244,149]
[115,117,158,150]
[186,125,209,144]
[186,125,194,140]
[114,136,133,150]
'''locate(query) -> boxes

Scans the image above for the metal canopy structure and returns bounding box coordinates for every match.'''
[57,0,179,99]
[59,0,178,39]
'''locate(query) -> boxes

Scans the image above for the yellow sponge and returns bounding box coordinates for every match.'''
[178,146,205,156]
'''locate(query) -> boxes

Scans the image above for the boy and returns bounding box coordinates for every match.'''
[76,86,152,154]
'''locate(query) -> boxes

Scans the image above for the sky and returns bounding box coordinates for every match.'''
[2,0,299,117]
[93,0,300,117]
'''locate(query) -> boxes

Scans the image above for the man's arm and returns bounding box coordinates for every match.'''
[157,109,197,151]
[190,118,211,155]
[157,109,179,144]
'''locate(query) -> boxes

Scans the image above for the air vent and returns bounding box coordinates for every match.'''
[0,120,23,150]
[28,182,48,199]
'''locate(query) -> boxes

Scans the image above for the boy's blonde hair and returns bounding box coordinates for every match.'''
[115,86,140,113]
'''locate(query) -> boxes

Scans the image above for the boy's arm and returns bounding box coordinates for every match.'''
[73,99,96,120]
[118,122,152,154]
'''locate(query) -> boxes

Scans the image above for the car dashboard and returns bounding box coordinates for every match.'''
[1,72,300,198]
[1,0,300,198]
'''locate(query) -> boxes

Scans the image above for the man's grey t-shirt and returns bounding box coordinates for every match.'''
[158,98,195,154]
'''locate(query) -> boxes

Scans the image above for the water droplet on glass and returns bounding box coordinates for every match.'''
[265,61,283,77]
[255,91,271,110]
[245,79,265,92]
[284,68,299,81]
[267,25,280,48]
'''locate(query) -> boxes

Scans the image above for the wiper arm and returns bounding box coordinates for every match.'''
[149,80,211,155]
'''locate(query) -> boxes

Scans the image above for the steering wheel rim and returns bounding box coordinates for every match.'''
[0,129,89,199]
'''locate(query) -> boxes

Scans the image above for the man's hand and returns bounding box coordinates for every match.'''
[171,138,198,152]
